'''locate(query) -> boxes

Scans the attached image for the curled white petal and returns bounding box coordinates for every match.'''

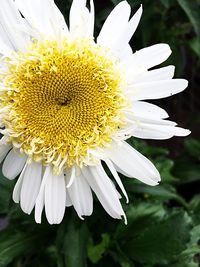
[2,149,27,180]
[15,0,68,39]
[67,167,93,219]
[0,0,30,52]
[104,159,129,203]
[82,164,126,223]
[45,167,66,224]
[0,143,12,164]
[13,163,27,203]
[20,161,42,214]
[35,165,51,224]
[106,141,160,186]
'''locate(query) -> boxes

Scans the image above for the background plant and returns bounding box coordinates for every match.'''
[0,0,200,266]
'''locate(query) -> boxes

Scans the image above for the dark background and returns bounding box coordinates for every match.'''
[0,1,200,267]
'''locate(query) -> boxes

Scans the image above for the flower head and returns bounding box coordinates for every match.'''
[0,0,190,224]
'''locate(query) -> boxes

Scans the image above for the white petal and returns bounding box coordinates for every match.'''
[120,44,133,62]
[15,0,68,39]
[126,44,172,73]
[132,123,191,140]
[67,167,93,218]
[132,101,169,119]
[65,190,72,207]
[115,125,136,140]
[114,6,143,51]
[2,149,27,180]
[20,162,42,214]
[125,107,190,139]
[133,65,175,83]
[82,165,126,221]
[45,167,66,224]
[35,165,50,224]
[0,0,30,51]
[66,167,76,188]
[125,112,177,126]
[97,1,131,47]
[107,141,160,185]
[89,0,95,37]
[13,163,27,203]
[0,22,13,51]
[130,79,188,100]
[0,143,11,163]
[0,39,13,56]
[48,0,69,37]
[104,159,129,203]
[69,0,94,38]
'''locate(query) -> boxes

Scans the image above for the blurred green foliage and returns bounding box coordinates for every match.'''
[0,0,200,266]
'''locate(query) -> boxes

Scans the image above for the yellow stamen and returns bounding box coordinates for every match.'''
[0,38,126,173]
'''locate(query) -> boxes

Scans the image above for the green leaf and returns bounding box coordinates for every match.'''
[60,214,89,267]
[185,138,200,160]
[189,37,200,57]
[177,0,200,38]
[119,210,191,265]
[127,138,169,158]
[0,231,41,267]
[189,195,200,225]
[160,0,171,8]
[156,159,177,182]
[113,245,135,267]
[88,233,110,264]
[171,225,200,267]
[0,176,14,214]
[115,202,165,240]
[125,181,176,199]
[174,162,200,184]
[189,225,200,250]
[109,0,121,5]
[124,181,188,207]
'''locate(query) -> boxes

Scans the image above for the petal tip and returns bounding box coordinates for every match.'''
[123,214,128,225]
[35,216,42,224]
[182,129,191,136]
[182,79,189,89]
[139,4,143,13]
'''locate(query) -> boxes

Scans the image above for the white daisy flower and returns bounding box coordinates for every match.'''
[0,0,190,224]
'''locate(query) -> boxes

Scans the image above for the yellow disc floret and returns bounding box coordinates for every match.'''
[0,38,126,173]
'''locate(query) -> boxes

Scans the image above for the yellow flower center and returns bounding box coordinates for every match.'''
[1,38,126,173]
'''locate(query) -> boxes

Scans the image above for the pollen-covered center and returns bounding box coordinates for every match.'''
[1,39,126,172]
